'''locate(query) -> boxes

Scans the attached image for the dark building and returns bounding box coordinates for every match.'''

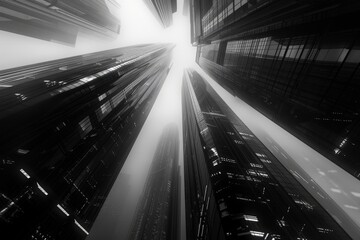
[143,0,177,28]
[0,43,174,240]
[182,70,226,240]
[0,0,121,45]
[190,0,360,180]
[130,124,180,240]
[182,68,356,239]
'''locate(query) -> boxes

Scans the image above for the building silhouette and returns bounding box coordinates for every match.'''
[182,68,355,239]
[190,0,360,180]
[130,124,180,240]
[0,0,121,45]
[0,43,174,240]
[143,0,177,28]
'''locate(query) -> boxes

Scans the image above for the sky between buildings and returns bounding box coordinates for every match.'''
[0,0,194,70]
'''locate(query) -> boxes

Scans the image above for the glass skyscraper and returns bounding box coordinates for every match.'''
[0,0,121,45]
[182,68,355,239]
[143,0,177,28]
[130,124,180,240]
[0,43,174,240]
[190,0,360,181]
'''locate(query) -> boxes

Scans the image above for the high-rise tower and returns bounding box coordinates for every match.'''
[190,0,360,180]
[182,68,356,239]
[0,44,174,240]
[0,0,121,45]
[130,124,180,240]
[143,0,177,28]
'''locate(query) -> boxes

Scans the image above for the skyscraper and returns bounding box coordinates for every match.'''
[190,0,360,180]
[0,0,121,45]
[143,0,177,28]
[130,124,180,240]
[182,68,356,239]
[0,43,174,240]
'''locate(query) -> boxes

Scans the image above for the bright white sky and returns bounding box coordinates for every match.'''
[86,1,194,239]
[116,0,183,44]
[0,0,194,70]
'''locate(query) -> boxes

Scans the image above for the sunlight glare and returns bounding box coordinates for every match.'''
[115,0,196,65]
[164,12,196,66]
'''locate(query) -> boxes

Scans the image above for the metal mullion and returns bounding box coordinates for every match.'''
[234,40,242,67]
[334,60,360,108]
[255,38,271,91]
[284,35,310,97]
[289,34,321,99]
[319,34,358,107]
[264,37,282,93]
[241,39,255,81]
[270,36,292,95]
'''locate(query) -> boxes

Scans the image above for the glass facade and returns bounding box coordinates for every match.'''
[193,0,360,180]
[143,0,177,28]
[0,0,121,45]
[182,71,226,240]
[0,44,174,240]
[182,68,352,239]
[130,124,180,240]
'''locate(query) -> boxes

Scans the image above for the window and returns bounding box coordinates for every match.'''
[96,101,112,121]
[346,49,360,63]
[79,116,92,138]
[98,93,107,101]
